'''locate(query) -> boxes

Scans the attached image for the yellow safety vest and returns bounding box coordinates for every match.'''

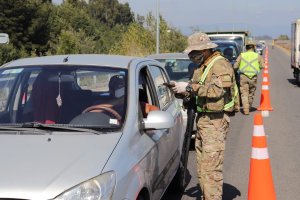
[239,51,260,78]
[197,56,238,112]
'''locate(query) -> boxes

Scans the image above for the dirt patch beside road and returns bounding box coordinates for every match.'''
[275,40,291,55]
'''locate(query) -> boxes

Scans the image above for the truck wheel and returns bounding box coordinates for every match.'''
[294,68,300,86]
[296,71,300,86]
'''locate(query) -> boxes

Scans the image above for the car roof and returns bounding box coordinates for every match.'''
[1,54,141,69]
[147,52,189,59]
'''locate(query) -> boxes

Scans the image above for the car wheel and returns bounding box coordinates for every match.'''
[169,131,191,192]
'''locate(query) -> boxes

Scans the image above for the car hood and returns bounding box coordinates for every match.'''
[0,132,121,199]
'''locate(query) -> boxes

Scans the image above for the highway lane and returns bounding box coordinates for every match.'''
[162,46,300,199]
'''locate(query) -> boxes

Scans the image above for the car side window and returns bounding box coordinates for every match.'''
[0,74,17,112]
[148,65,172,109]
[138,67,160,118]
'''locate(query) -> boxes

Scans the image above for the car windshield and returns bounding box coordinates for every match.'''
[0,66,127,130]
[210,36,244,52]
[213,42,240,61]
[155,59,197,82]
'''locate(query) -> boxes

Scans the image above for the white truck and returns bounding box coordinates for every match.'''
[291,19,300,85]
[206,31,249,53]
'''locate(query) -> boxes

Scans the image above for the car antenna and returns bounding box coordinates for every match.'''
[63,56,69,63]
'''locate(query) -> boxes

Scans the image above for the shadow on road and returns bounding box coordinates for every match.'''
[162,169,196,199]
[287,78,298,86]
[222,183,241,200]
[163,182,241,200]
[183,184,202,199]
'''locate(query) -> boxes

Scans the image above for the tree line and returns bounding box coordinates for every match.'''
[0,0,187,64]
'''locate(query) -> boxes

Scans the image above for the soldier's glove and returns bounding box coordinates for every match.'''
[170,81,188,93]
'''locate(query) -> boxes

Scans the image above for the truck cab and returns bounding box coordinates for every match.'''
[206,31,249,53]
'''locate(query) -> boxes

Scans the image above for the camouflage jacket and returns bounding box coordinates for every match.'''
[190,51,236,112]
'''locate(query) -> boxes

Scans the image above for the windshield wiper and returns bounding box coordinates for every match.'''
[0,125,34,132]
[21,122,105,135]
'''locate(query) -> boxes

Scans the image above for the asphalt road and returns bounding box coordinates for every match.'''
[162,46,300,199]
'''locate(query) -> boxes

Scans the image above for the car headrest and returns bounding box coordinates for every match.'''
[109,75,125,98]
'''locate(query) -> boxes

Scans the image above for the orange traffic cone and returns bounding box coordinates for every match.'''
[263,68,269,74]
[257,82,273,117]
[248,114,276,200]
[264,59,269,69]
[262,73,270,85]
[265,60,269,67]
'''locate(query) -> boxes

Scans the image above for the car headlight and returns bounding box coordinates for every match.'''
[54,171,116,200]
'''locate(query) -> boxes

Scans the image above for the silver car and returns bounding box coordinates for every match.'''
[0,55,189,199]
[256,43,264,55]
[147,53,197,138]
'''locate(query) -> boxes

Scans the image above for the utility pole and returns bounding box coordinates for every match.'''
[156,0,160,54]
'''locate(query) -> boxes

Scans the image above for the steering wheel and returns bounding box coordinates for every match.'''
[82,104,122,122]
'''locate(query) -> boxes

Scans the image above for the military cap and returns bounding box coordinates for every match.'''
[246,40,256,46]
[184,32,218,54]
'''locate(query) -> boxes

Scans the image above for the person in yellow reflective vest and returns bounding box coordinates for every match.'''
[171,32,237,200]
[272,39,275,49]
[234,41,264,115]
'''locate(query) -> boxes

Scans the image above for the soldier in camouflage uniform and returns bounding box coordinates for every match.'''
[234,41,264,115]
[171,32,237,200]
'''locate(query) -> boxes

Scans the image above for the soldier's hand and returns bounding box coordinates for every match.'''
[171,81,188,93]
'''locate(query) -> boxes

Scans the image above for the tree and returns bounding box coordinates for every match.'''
[109,12,187,56]
[48,2,100,54]
[0,0,52,54]
[277,34,289,40]
[142,13,187,53]
[89,0,134,27]
[158,17,187,53]
[53,28,97,54]
[0,0,187,63]
[0,44,27,65]
[109,23,155,56]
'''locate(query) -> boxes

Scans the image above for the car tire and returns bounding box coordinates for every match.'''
[295,69,300,86]
[169,131,191,193]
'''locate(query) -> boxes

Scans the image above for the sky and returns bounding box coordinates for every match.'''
[53,0,300,38]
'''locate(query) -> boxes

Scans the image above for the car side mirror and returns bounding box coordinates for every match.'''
[143,110,174,130]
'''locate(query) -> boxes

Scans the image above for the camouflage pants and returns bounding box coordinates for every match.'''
[239,74,257,112]
[195,112,230,200]
[234,89,240,112]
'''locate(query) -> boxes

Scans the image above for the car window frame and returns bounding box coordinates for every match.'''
[148,64,173,111]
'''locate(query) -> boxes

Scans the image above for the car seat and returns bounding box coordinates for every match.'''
[164,62,174,79]
[223,47,234,60]
[109,75,125,99]
[105,75,126,117]
[31,72,61,124]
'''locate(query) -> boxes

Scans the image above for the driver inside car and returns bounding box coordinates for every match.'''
[82,75,125,122]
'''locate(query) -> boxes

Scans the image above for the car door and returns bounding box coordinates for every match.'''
[147,64,182,198]
[136,63,181,199]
